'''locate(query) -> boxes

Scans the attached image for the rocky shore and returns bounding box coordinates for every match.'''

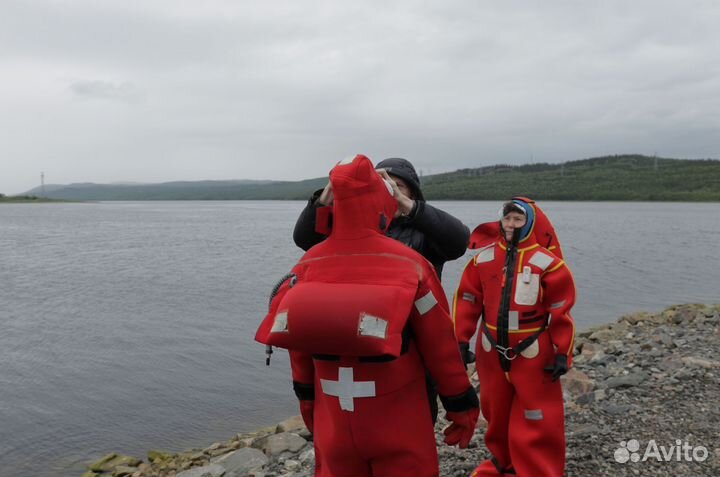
[82,304,720,477]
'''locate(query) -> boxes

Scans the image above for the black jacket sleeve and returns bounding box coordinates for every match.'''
[292,189,328,252]
[405,201,470,261]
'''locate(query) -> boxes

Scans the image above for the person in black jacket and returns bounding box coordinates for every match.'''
[293,157,470,279]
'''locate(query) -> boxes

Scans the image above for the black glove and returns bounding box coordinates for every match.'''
[544,354,568,381]
[459,342,476,368]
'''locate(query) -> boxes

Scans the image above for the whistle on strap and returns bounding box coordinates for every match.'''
[522,266,532,284]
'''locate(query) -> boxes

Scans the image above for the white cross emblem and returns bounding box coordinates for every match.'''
[320,367,376,412]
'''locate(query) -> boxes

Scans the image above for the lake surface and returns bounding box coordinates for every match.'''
[1,201,718,477]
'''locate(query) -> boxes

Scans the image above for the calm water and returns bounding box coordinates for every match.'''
[0,201,718,477]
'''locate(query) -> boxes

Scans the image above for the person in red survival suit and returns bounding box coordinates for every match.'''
[256,155,479,477]
[453,198,576,477]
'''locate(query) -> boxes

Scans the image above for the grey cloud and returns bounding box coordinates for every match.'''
[1,0,719,194]
[69,80,143,103]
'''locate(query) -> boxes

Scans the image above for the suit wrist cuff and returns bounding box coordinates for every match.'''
[293,381,315,401]
[440,387,479,412]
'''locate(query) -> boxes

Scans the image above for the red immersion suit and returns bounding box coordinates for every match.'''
[454,199,576,477]
[256,155,479,477]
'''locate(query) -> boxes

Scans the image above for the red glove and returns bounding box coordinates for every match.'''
[299,400,314,433]
[443,408,479,448]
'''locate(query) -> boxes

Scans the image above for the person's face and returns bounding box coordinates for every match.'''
[391,175,414,200]
[501,211,527,240]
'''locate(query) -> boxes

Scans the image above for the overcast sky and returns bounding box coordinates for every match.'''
[1,0,719,193]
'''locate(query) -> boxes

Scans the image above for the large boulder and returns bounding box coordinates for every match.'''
[603,371,648,389]
[175,463,226,477]
[253,432,307,456]
[276,415,307,433]
[212,447,269,475]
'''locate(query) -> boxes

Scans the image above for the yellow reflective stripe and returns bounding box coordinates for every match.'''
[566,316,576,358]
[497,242,538,253]
[520,243,540,252]
[545,260,566,274]
[517,249,525,273]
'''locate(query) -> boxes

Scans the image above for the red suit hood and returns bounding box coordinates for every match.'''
[468,196,564,258]
[329,154,398,240]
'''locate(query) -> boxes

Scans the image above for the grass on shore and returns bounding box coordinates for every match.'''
[0,194,70,203]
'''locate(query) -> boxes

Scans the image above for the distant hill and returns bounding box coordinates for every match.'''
[421,155,720,201]
[23,178,326,201]
[19,155,720,201]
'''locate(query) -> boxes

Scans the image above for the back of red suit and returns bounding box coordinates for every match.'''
[257,155,478,477]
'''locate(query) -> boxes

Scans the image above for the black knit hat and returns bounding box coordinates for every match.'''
[375,157,424,201]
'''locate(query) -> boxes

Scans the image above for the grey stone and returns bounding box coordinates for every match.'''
[297,428,313,441]
[276,415,307,433]
[601,403,633,415]
[653,333,675,348]
[579,342,603,359]
[562,368,595,396]
[258,432,307,456]
[571,424,601,437]
[576,392,595,405]
[681,356,720,369]
[589,328,615,342]
[604,371,648,389]
[213,448,268,475]
[298,448,315,465]
[175,463,226,477]
[621,312,652,325]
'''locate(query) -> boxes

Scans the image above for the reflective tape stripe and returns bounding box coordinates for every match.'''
[462,292,476,303]
[358,313,388,339]
[509,311,519,331]
[271,311,289,333]
[525,409,544,420]
[320,367,376,412]
[529,251,554,271]
[474,245,495,264]
[415,291,438,315]
[550,300,566,310]
[485,322,544,333]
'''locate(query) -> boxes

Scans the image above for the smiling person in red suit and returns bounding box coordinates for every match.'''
[453,198,576,477]
[256,155,479,477]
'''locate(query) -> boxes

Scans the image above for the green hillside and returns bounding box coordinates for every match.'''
[422,155,720,201]
[13,155,720,201]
